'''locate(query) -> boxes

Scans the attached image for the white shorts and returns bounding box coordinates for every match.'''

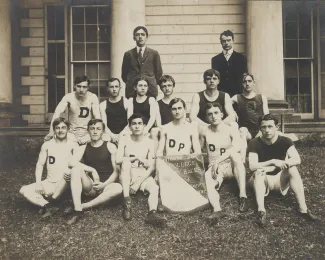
[23,179,59,197]
[208,159,234,190]
[130,167,155,194]
[249,170,290,196]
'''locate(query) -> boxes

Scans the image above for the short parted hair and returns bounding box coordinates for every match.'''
[242,73,255,82]
[74,75,90,86]
[87,119,105,130]
[203,69,221,82]
[128,113,145,125]
[52,117,70,131]
[169,97,186,109]
[204,102,224,115]
[133,26,149,37]
[133,75,149,87]
[158,74,176,88]
[220,30,234,41]
[258,114,279,126]
[107,77,121,87]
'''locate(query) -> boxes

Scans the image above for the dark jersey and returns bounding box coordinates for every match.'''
[197,91,227,123]
[82,141,113,182]
[105,97,128,134]
[235,94,264,137]
[247,136,294,175]
[133,97,150,125]
[158,99,173,125]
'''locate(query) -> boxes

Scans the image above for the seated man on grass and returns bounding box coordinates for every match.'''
[116,113,167,226]
[248,114,319,227]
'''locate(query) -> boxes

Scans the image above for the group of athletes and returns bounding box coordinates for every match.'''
[19,69,319,227]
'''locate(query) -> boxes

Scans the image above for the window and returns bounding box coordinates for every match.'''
[283,1,314,117]
[46,5,67,114]
[71,5,111,102]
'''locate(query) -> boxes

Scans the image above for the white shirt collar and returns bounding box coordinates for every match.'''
[223,48,234,56]
[137,46,146,54]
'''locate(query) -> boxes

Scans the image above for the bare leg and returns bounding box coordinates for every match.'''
[253,170,267,212]
[144,178,159,211]
[205,168,222,212]
[19,184,49,207]
[120,161,132,198]
[231,152,247,198]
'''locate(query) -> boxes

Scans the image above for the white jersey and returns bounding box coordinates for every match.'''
[45,138,75,182]
[164,122,194,156]
[204,125,232,167]
[64,92,99,137]
[124,135,153,168]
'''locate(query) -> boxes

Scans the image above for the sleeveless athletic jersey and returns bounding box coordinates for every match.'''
[204,126,232,167]
[158,99,173,125]
[247,136,294,175]
[235,94,264,137]
[46,139,75,183]
[164,123,193,156]
[133,97,150,125]
[82,141,113,182]
[197,91,227,123]
[68,92,96,137]
[124,136,153,168]
[105,97,128,134]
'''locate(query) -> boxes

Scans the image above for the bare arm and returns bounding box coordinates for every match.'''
[135,141,155,184]
[223,93,237,124]
[285,145,301,167]
[248,152,276,173]
[99,101,112,135]
[144,98,158,133]
[156,128,167,157]
[35,143,48,184]
[102,144,119,186]
[48,95,70,136]
[191,124,201,154]
[155,103,162,128]
[91,95,101,119]
[262,95,269,115]
[126,98,134,119]
[189,93,209,126]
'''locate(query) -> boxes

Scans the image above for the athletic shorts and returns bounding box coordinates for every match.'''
[130,167,155,194]
[249,170,290,196]
[23,179,59,197]
[208,159,234,190]
[68,128,90,144]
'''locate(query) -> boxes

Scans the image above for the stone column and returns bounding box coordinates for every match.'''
[0,0,12,105]
[246,1,286,102]
[110,0,145,94]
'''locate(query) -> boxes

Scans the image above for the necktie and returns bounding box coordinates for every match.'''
[138,47,143,61]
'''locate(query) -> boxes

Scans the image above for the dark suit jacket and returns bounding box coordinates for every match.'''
[122,47,163,98]
[211,51,248,97]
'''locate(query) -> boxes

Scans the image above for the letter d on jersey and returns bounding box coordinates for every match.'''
[169,139,176,148]
[209,144,216,152]
[49,156,56,164]
[79,107,90,118]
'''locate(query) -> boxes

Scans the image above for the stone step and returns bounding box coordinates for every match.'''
[285,122,325,133]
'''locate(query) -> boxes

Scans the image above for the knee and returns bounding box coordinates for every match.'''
[121,161,131,173]
[288,166,299,177]
[111,183,123,194]
[253,170,266,183]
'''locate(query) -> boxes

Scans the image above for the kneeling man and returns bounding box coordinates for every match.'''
[67,119,122,224]
[201,102,248,224]
[116,113,166,226]
[20,118,77,216]
[248,114,319,227]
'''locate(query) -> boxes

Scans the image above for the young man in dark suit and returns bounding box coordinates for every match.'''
[211,30,248,97]
[122,26,163,99]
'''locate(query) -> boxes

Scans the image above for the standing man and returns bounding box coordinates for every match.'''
[44,75,101,145]
[100,77,129,144]
[211,30,248,97]
[248,114,319,227]
[116,114,167,226]
[201,102,248,224]
[66,119,122,225]
[20,118,77,217]
[122,26,163,98]
[157,98,201,157]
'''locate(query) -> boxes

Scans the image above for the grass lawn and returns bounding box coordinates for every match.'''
[0,146,325,260]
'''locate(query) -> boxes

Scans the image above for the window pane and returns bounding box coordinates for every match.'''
[285,22,297,39]
[99,63,110,79]
[299,60,311,77]
[321,75,325,109]
[283,2,298,22]
[57,78,66,106]
[73,43,85,61]
[287,95,298,112]
[321,39,325,69]
[73,64,86,79]
[99,43,110,60]
[286,78,298,95]
[57,43,65,75]
[48,43,57,75]
[72,7,84,24]
[47,6,55,40]
[285,40,298,58]
[99,80,107,101]
[89,81,99,97]
[98,25,110,42]
[299,40,311,57]
[299,78,311,94]
[299,95,312,113]
[85,7,97,24]
[55,6,65,40]
[320,5,325,36]
[86,43,97,60]
[98,7,110,24]
[299,13,310,39]
[86,63,98,80]
[73,25,84,42]
[48,76,57,113]
[86,25,98,42]
[285,60,297,78]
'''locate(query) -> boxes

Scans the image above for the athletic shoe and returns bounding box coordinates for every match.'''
[41,206,60,218]
[122,197,132,221]
[145,211,167,226]
[67,211,83,225]
[257,211,267,227]
[239,197,249,212]
[38,205,48,215]
[206,211,227,225]
[63,206,74,216]
[300,210,320,222]
[157,199,164,213]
